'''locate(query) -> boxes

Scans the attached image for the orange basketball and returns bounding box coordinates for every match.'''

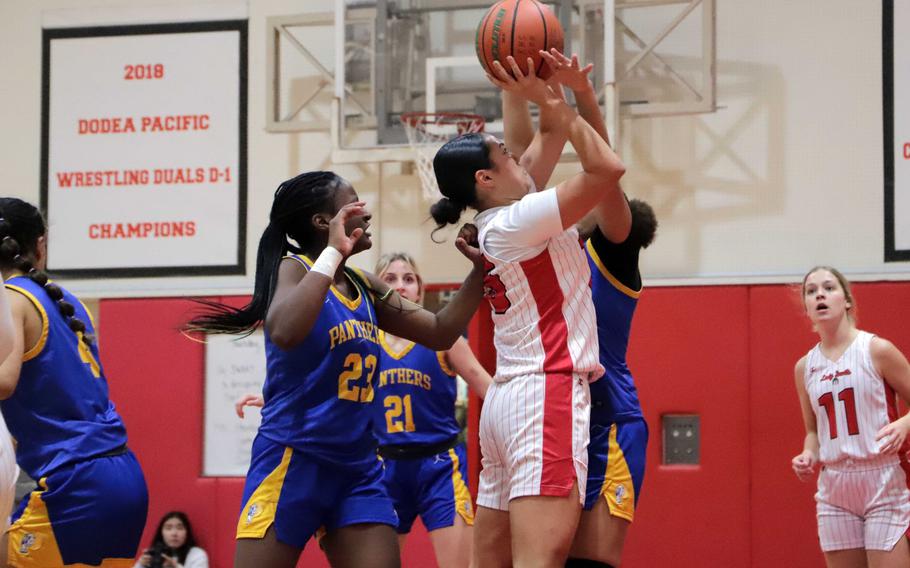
[475,0,565,81]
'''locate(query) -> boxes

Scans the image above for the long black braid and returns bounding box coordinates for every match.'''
[186,171,344,336]
[0,198,94,346]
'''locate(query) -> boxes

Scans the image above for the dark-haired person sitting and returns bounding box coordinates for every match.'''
[135,511,209,568]
[0,197,148,567]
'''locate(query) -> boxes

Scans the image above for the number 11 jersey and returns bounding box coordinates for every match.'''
[803,331,904,465]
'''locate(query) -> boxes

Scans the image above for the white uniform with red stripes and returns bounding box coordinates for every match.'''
[474,187,604,511]
[803,330,910,551]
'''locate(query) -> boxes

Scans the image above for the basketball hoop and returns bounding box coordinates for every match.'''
[400,112,485,201]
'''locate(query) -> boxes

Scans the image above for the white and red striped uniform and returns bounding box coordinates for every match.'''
[474,188,603,510]
[803,330,910,551]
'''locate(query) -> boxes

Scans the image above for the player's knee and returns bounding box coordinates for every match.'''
[565,559,615,568]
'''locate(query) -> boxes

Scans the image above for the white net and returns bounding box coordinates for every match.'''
[401,112,485,201]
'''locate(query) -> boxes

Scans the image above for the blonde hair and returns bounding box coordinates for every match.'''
[801,265,857,323]
[374,252,424,305]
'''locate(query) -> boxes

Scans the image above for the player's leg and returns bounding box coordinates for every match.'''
[321,458,401,568]
[322,523,401,568]
[473,380,513,568]
[472,505,512,568]
[235,438,325,568]
[569,500,629,566]
[234,527,302,568]
[823,549,868,568]
[421,446,475,568]
[867,536,909,568]
[508,373,590,568]
[863,462,910,568]
[510,485,583,568]
[569,420,647,566]
[428,515,473,568]
[817,467,867,568]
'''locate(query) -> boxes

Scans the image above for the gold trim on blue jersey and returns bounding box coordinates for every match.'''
[379,331,416,360]
[601,423,635,522]
[585,240,641,299]
[283,254,363,310]
[237,446,293,539]
[448,449,475,526]
[437,352,457,377]
[5,284,49,362]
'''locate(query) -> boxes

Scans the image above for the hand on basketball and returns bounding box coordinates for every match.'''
[540,49,594,93]
[328,201,368,258]
[486,56,555,106]
[875,416,910,455]
[235,393,265,418]
[455,223,484,267]
[791,449,818,482]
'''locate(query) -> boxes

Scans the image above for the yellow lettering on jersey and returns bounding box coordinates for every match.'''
[337,353,377,403]
[384,394,416,433]
[77,333,101,378]
[329,326,341,349]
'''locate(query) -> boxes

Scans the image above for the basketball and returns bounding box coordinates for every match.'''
[475,0,565,81]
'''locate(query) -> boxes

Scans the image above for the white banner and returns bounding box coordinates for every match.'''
[888,1,910,261]
[42,22,246,276]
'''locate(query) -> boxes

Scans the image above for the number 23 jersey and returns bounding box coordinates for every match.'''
[803,331,903,464]
[259,256,381,471]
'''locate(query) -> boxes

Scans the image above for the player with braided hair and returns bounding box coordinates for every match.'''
[187,170,484,568]
[0,197,148,567]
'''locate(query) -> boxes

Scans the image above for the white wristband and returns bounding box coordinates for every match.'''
[309,246,343,278]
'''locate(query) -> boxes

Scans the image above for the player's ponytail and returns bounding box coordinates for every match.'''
[0,198,94,346]
[186,171,342,336]
[430,133,489,238]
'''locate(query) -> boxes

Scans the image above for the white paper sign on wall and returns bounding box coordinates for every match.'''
[203,330,265,477]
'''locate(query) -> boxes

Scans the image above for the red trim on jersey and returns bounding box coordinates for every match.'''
[520,250,576,492]
[520,250,573,374]
[540,372,575,494]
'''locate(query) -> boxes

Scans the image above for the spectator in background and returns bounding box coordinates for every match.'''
[135,511,209,568]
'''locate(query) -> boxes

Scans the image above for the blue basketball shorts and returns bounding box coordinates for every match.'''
[583,418,648,521]
[383,443,474,534]
[8,449,149,567]
[236,434,398,547]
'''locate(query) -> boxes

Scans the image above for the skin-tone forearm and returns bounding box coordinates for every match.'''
[502,91,535,159]
[572,84,610,144]
[373,265,484,351]
[446,337,492,398]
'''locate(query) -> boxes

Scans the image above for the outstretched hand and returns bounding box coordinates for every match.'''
[486,56,556,106]
[540,49,594,92]
[327,201,368,258]
[235,393,265,419]
[455,223,484,268]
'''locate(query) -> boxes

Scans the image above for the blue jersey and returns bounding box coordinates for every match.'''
[372,333,460,447]
[258,255,381,471]
[1,277,127,480]
[585,238,644,423]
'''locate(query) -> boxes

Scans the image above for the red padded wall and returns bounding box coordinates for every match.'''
[622,286,752,566]
[99,281,910,567]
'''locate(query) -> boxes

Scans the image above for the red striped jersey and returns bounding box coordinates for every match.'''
[475,188,604,383]
[803,331,903,464]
